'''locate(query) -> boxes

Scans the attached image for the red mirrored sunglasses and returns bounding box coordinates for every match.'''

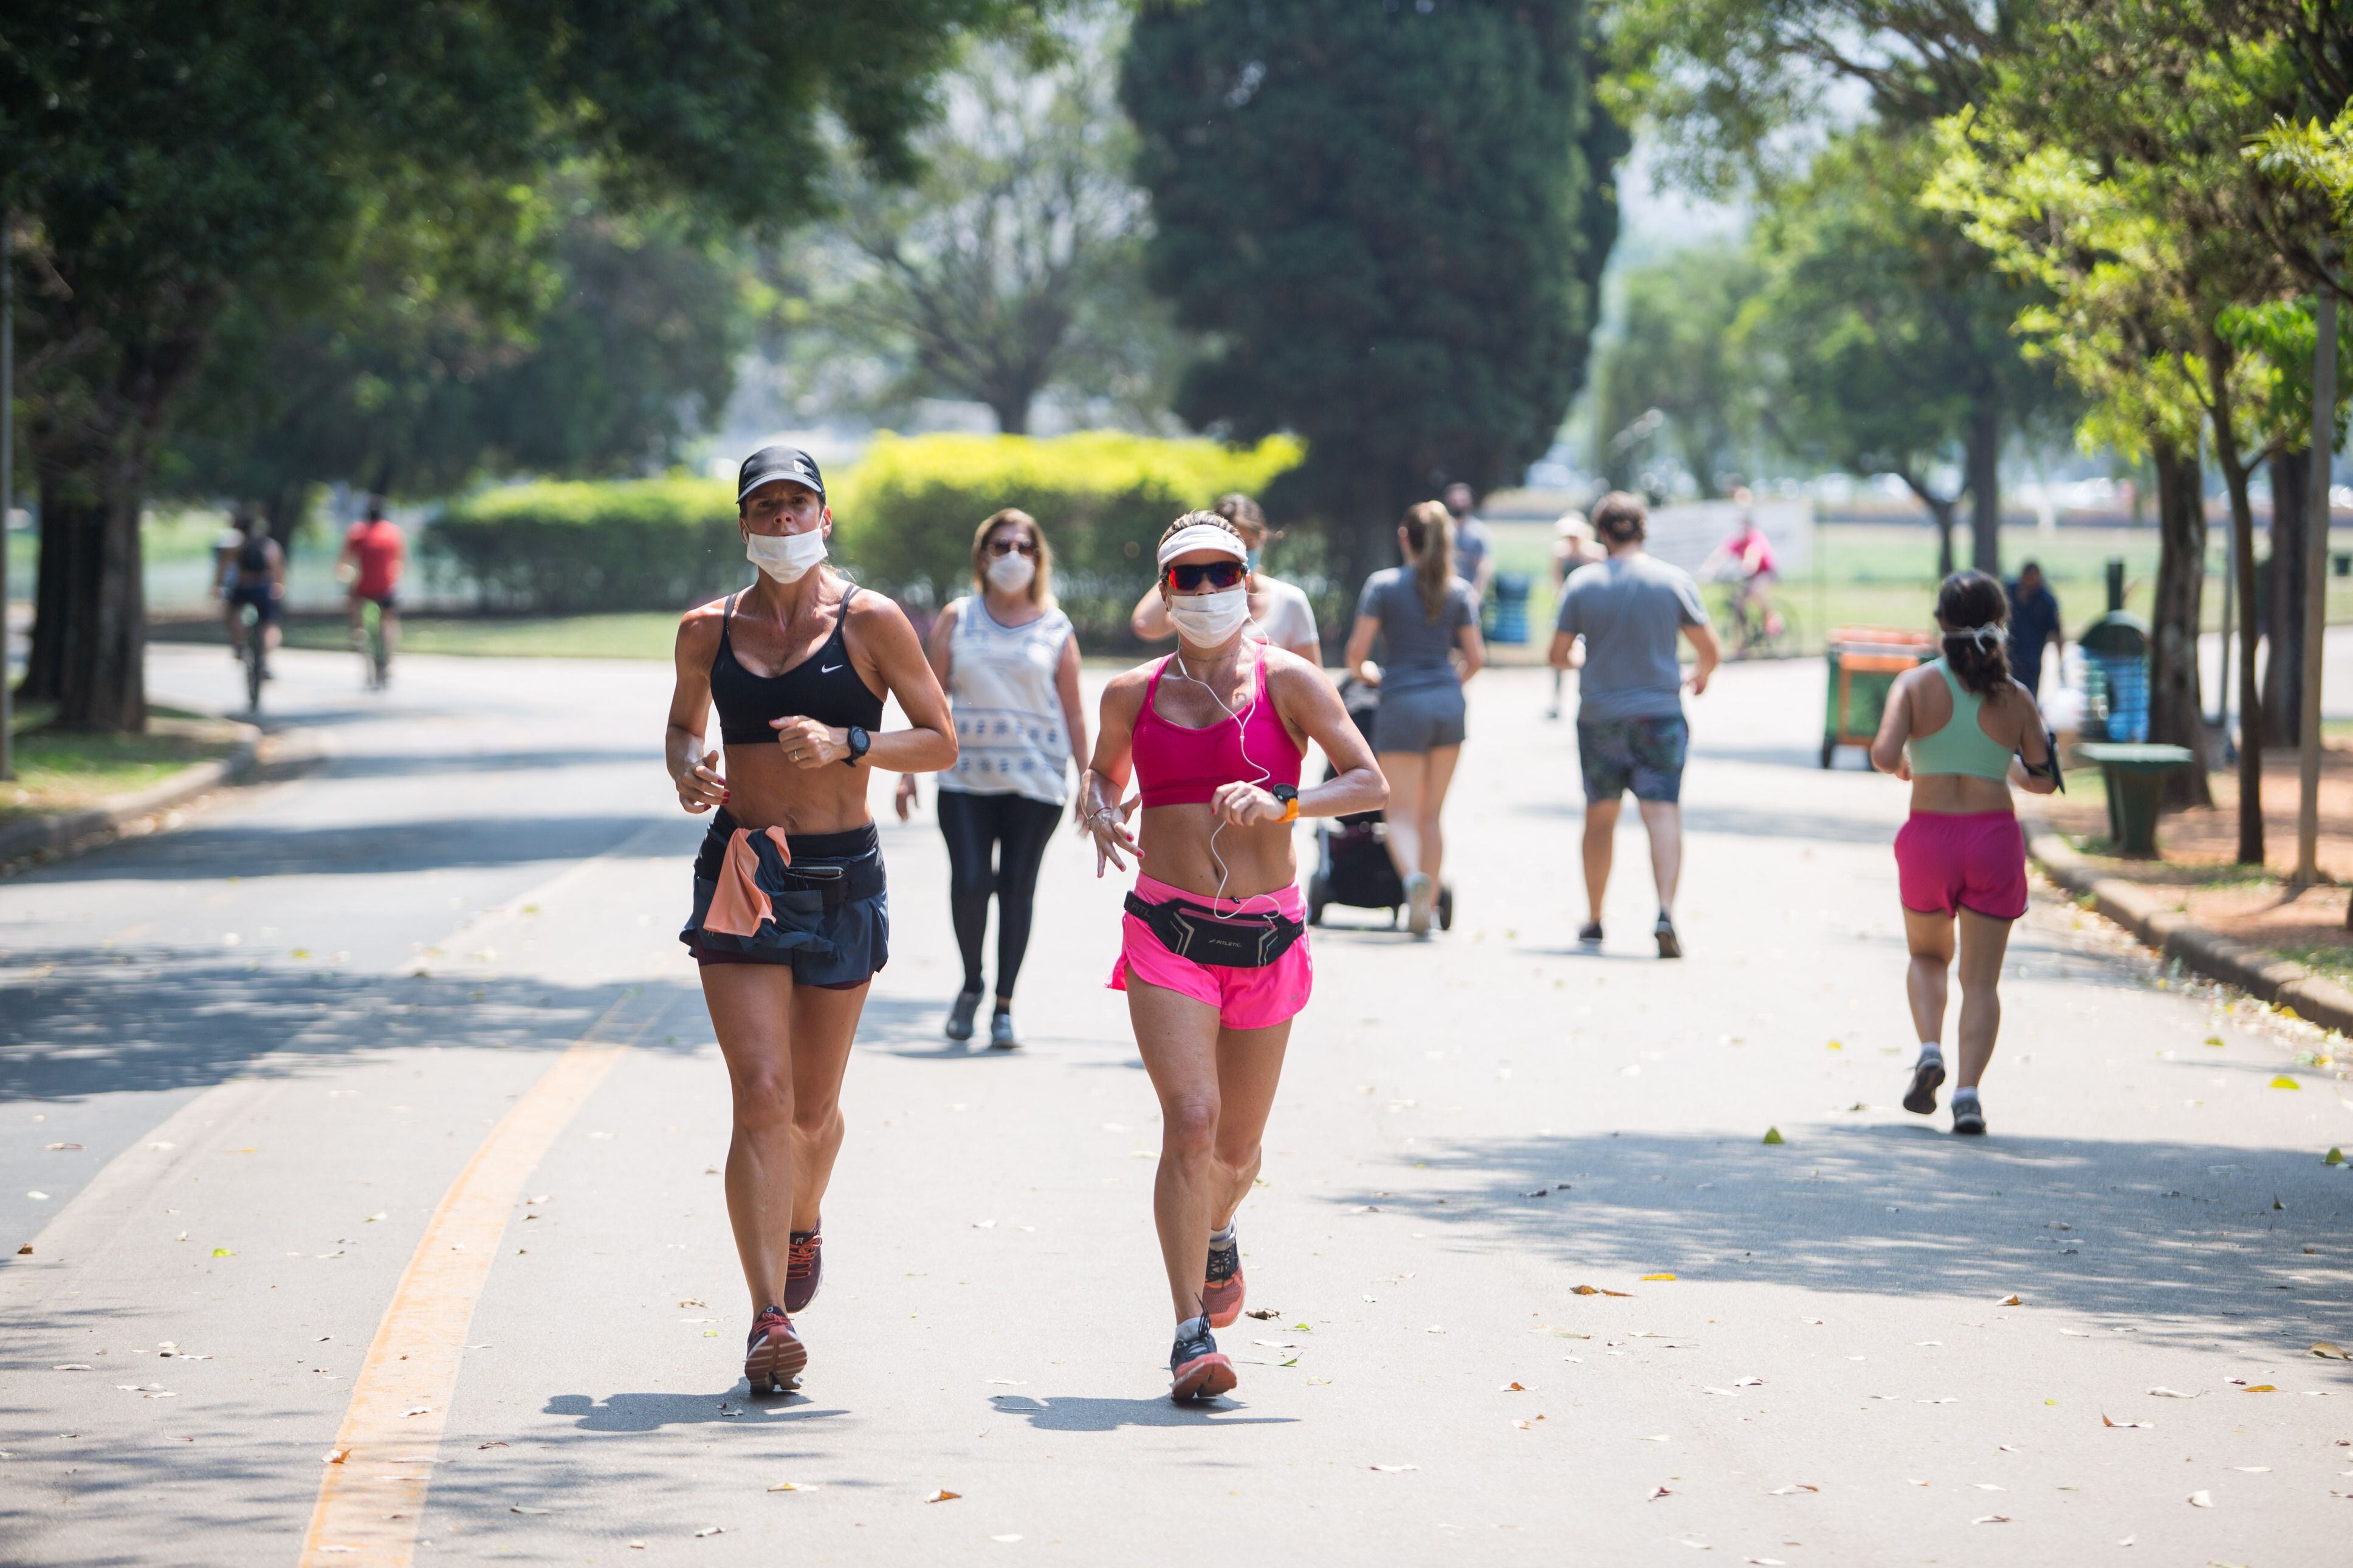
[1163,560,1246,592]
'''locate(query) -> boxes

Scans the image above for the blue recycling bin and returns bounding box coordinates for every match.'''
[1486,571,1531,644]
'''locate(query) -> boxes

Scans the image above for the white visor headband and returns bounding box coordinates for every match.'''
[1156,524,1247,569]
[1945,623,2005,648]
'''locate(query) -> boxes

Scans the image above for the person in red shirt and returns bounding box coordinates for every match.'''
[340,498,406,681]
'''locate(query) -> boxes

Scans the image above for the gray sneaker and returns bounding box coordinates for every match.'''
[988,1008,1020,1050]
[1951,1092,1986,1136]
[945,988,982,1042]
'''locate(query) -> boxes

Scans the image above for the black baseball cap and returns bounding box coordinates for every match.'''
[736,445,826,505]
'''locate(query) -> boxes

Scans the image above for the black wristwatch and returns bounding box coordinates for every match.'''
[842,725,871,765]
[1271,782,1299,822]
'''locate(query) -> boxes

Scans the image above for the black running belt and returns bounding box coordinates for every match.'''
[1124,891,1305,969]
[779,854,885,906]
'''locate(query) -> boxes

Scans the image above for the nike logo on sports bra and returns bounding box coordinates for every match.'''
[820,663,844,674]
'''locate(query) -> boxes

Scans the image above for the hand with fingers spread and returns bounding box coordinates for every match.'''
[1085,793,1144,875]
[772,716,848,769]
[1210,781,1284,828]
[676,748,728,813]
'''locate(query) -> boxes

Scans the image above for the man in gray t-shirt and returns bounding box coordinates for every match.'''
[1547,491,1720,959]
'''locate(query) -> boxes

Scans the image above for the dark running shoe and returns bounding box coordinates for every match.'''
[1654,915,1681,959]
[1578,920,1604,947]
[1903,1056,1946,1117]
[785,1224,822,1313]
[1170,1321,1237,1402]
[1202,1231,1245,1327]
[744,1305,807,1393]
[1951,1093,1987,1136]
[946,988,982,1042]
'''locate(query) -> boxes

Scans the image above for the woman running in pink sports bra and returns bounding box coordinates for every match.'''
[1081,512,1386,1401]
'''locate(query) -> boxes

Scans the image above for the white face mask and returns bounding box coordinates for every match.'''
[986,550,1036,594]
[1167,585,1251,645]
[746,527,827,583]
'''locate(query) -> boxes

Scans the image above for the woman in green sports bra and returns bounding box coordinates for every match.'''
[1868,570,2060,1136]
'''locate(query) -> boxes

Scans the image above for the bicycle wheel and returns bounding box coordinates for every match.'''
[242,609,265,711]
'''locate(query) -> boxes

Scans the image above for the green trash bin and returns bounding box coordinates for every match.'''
[1821,628,1931,767]
[2076,742,2194,855]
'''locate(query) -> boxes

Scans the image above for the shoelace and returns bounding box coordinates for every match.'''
[1206,1240,1240,1284]
[787,1233,820,1272]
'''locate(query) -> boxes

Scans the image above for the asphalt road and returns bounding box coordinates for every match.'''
[2,640,2349,1566]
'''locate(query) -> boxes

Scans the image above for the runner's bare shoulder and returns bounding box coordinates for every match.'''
[675,594,730,661]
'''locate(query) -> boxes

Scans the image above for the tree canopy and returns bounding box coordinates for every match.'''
[1121,0,1626,589]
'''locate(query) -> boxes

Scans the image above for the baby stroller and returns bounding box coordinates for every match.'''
[1305,676,1454,930]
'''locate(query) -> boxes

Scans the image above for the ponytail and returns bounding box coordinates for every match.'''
[1401,500,1454,621]
[1936,569,2011,696]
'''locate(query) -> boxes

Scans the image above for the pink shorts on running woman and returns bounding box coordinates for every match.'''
[1109,873,1314,1030]
[1894,810,2028,921]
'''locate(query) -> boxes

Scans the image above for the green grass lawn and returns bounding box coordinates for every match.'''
[2,712,242,826]
[273,612,685,661]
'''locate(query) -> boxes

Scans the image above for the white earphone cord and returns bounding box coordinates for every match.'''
[1168,649,1278,922]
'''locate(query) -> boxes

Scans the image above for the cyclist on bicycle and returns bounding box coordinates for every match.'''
[340,498,405,683]
[219,510,286,677]
[1703,488,1782,651]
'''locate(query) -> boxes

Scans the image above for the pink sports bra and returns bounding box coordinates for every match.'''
[1132,652,1304,809]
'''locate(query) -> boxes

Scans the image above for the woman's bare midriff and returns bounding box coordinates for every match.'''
[720,745,876,835]
[1136,803,1297,900]
[1907,773,2015,816]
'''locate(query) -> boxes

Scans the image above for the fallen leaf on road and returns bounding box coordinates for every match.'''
[1761,1128,1785,1145]
[1646,1485,1672,1501]
[44,1143,81,1151]
[2269,1076,2301,1090]
[2188,1490,2214,1507]
[2101,1415,2152,1428]
[926,1490,961,1503]
[628,1542,645,1550]
[679,1298,707,1309]
[14,1245,27,1255]
[1502,1381,1525,1391]
[1995,1294,2022,1306]
[1246,1308,1280,1320]
[478,1442,508,1450]
[402,1406,430,1418]
[323,1449,348,1464]
[2325,1147,2345,1165]
[1971,1515,2011,1524]
[52,1364,91,1372]
[510,1506,551,1516]
[2240,1385,2278,1393]
[768,1481,819,1491]
[2311,1342,2350,1360]
[1734,1376,1764,1386]
[2149,1387,2199,1398]
[1764,1484,1819,1495]
[1521,1188,1550,1198]
[694,1525,724,1536]
[1513,1419,1533,1429]
[2117,1535,2134,1547]
[1570,1285,1632,1297]
[1426,1324,1446,1334]
[1369,1465,1418,1473]
[1642,1273,1678,1282]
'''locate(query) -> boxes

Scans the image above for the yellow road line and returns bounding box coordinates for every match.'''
[299,989,668,1565]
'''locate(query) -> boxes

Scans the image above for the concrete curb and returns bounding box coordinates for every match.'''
[2024,820,2353,1035]
[0,721,326,870]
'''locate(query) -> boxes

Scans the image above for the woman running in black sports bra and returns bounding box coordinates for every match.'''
[665,445,957,1394]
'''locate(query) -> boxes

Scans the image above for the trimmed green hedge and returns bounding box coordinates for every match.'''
[425,476,740,614]
[832,431,1304,638]
[424,433,1305,625]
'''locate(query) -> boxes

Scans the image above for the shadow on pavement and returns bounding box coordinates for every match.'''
[988,1392,1296,1430]
[315,747,657,781]
[544,1390,849,1432]
[0,948,709,1103]
[16,813,667,882]
[1339,1123,2353,1360]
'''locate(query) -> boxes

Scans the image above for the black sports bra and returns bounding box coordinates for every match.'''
[712,587,886,747]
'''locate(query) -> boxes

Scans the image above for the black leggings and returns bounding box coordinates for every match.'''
[936,789,1063,1001]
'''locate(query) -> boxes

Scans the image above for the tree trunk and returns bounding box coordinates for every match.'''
[2205,359,2265,865]
[2149,437,2213,808]
[22,482,69,704]
[27,447,146,732]
[2263,447,2307,748]
[1965,399,2002,578]
[264,482,310,550]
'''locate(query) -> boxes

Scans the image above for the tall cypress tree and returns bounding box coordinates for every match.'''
[1121,0,1624,594]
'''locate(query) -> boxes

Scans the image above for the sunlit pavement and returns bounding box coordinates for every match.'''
[2,643,2348,1565]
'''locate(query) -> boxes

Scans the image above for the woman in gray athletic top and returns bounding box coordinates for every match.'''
[1344,500,1486,936]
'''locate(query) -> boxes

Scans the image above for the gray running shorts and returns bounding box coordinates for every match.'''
[1371,683,1466,753]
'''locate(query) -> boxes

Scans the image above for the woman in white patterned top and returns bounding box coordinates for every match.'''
[896,508,1090,1048]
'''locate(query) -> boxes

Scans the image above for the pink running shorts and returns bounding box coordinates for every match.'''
[1108,873,1314,1030]
[1894,810,2028,921]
